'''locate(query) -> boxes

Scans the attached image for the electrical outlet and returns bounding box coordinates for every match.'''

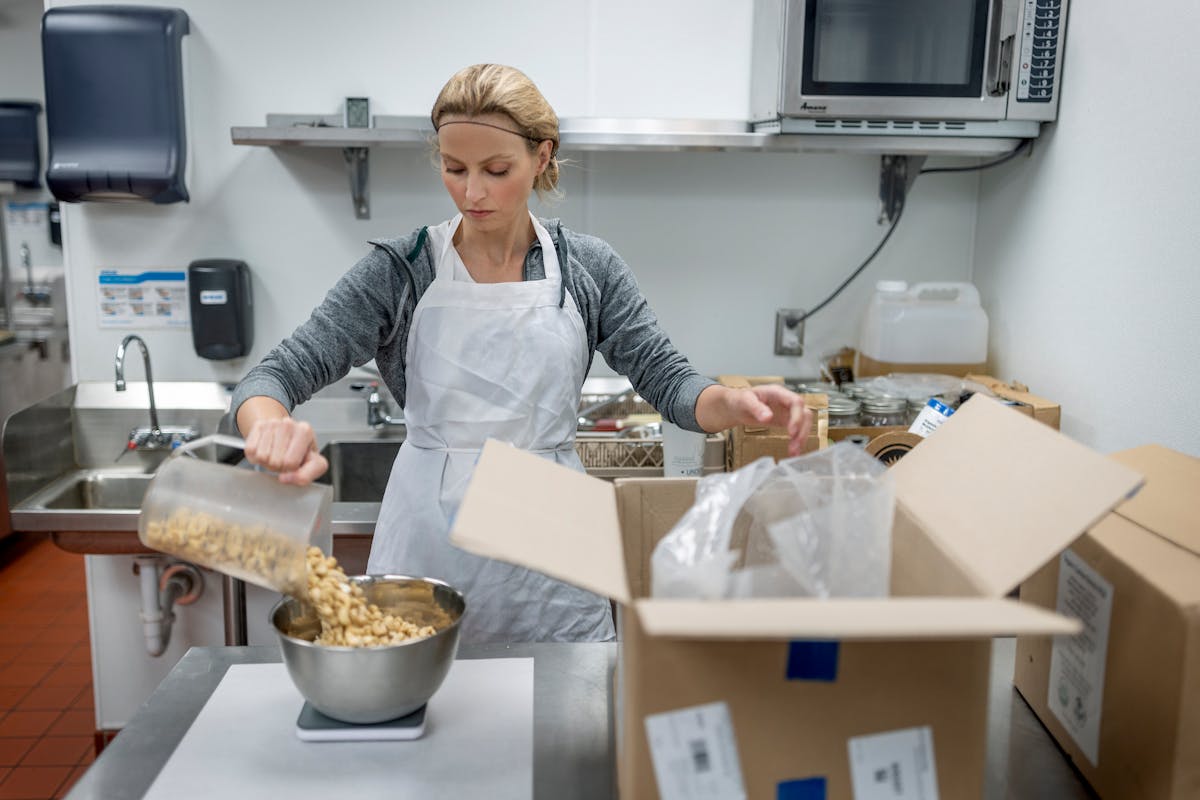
[774,309,805,356]
[344,97,370,128]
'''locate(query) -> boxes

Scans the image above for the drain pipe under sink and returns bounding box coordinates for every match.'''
[133,556,205,657]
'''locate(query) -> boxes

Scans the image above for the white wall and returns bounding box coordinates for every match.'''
[973,1,1200,456]
[584,151,977,376]
[37,0,979,389]
[1,0,67,424]
[0,0,44,100]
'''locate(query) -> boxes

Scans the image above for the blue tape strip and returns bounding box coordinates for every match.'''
[98,270,186,284]
[777,776,827,800]
[786,640,839,681]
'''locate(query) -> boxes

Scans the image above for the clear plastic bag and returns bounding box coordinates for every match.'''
[856,373,997,408]
[651,443,894,599]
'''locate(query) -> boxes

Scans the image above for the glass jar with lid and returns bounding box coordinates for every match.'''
[841,383,871,401]
[860,395,908,427]
[797,381,840,395]
[907,393,958,424]
[826,395,862,428]
[906,396,933,424]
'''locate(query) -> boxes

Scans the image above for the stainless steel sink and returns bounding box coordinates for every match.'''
[3,380,231,534]
[1,376,717,540]
[20,470,154,510]
[317,440,401,502]
[39,472,154,509]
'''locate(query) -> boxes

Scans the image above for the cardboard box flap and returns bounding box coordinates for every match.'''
[634,597,1080,640]
[1109,445,1200,557]
[890,396,1145,597]
[450,439,631,604]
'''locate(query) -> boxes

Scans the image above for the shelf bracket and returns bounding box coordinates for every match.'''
[878,154,926,225]
[343,146,370,219]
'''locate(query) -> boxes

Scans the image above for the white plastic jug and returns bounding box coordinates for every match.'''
[858,280,988,368]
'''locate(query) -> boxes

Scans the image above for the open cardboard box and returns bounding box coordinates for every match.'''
[964,374,1061,430]
[1014,445,1200,799]
[451,397,1144,799]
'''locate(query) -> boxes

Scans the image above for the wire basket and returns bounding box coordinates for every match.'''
[577,393,654,420]
[575,438,664,470]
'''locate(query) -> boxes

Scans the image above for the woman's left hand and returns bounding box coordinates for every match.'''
[697,384,815,458]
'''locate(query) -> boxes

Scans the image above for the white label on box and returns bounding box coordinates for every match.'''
[1047,548,1113,766]
[848,726,939,800]
[644,701,746,800]
[199,289,227,305]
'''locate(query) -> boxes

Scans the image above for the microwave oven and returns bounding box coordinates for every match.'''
[751,0,1068,138]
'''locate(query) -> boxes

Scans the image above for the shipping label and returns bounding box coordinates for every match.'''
[644,701,746,800]
[1047,547,1113,766]
[847,725,939,800]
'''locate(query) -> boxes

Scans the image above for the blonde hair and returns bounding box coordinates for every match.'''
[431,64,562,198]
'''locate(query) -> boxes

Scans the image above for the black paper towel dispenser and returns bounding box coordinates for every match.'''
[189,260,253,360]
[0,102,42,187]
[42,6,190,204]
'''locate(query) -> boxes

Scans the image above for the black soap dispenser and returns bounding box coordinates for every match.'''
[188,260,253,360]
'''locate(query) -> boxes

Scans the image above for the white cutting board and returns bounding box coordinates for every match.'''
[144,659,533,799]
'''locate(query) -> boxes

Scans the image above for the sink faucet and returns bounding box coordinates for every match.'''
[114,334,198,452]
[115,334,162,431]
[366,382,405,428]
[16,242,51,306]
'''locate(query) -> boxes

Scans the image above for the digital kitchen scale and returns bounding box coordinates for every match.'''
[295,702,427,742]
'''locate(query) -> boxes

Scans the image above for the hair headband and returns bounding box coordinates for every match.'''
[433,119,558,155]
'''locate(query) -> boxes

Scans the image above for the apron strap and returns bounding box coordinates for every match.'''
[433,214,567,308]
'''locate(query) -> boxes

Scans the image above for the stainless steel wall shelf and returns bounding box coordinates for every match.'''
[231,114,1027,218]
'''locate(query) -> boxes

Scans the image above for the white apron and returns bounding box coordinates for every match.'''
[366,213,615,644]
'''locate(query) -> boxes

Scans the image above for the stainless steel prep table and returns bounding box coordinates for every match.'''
[64,638,1094,799]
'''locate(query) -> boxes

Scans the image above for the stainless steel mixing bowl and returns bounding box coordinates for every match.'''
[270,575,466,724]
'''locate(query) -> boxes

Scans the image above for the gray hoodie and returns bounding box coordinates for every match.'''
[231,217,716,432]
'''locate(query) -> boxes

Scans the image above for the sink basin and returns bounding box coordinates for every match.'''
[315,431,724,500]
[29,471,154,510]
[317,440,402,502]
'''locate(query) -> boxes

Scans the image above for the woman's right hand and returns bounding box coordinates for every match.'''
[243,417,329,485]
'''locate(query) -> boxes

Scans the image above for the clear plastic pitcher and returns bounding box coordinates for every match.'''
[137,434,332,597]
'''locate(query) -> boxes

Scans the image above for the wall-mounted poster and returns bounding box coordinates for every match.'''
[96,268,189,328]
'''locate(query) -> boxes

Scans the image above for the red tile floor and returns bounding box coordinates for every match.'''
[0,534,95,799]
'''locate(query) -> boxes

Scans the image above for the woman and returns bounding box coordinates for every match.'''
[233,64,813,643]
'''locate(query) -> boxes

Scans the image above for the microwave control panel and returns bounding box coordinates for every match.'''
[1017,0,1063,103]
